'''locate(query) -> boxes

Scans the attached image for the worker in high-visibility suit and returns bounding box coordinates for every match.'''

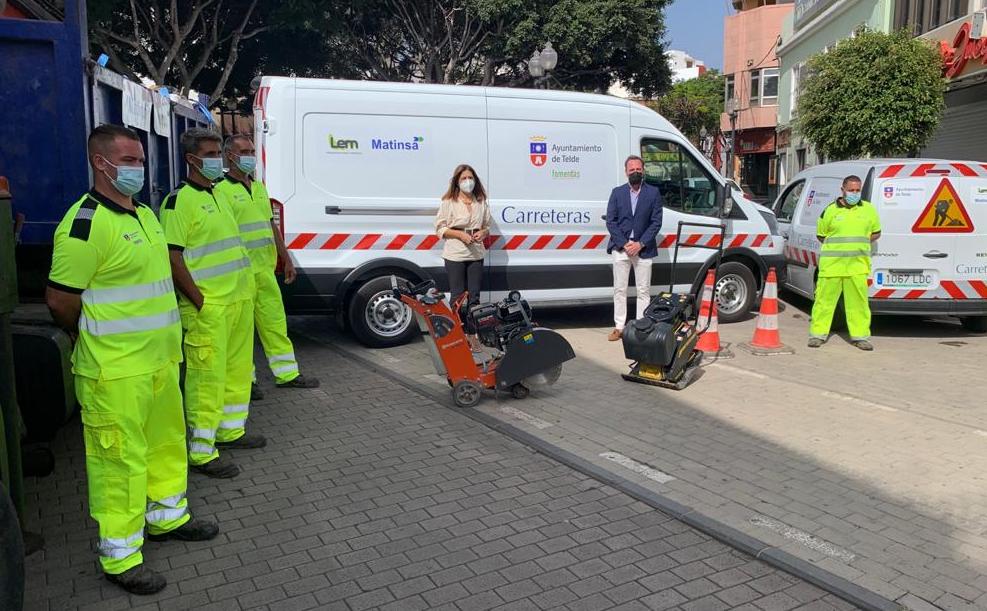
[215,135,319,395]
[46,124,218,595]
[809,174,882,351]
[159,128,266,480]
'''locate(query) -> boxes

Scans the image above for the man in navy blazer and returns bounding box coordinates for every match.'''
[605,155,663,341]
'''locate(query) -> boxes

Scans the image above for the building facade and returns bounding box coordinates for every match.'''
[667,50,707,83]
[721,0,794,202]
[912,0,987,159]
[775,0,894,187]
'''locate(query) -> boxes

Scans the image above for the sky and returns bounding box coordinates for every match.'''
[664,0,735,71]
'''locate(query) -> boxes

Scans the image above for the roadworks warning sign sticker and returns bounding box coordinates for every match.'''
[912,178,974,233]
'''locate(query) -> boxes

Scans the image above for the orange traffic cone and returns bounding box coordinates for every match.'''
[739,267,794,355]
[695,269,733,360]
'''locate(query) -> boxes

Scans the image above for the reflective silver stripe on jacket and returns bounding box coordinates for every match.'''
[223,404,248,414]
[82,278,175,306]
[268,353,295,364]
[218,418,247,430]
[272,364,298,376]
[824,236,871,244]
[79,309,180,336]
[98,531,143,559]
[239,221,270,233]
[243,237,273,251]
[818,250,871,258]
[76,207,96,220]
[149,492,186,509]
[183,236,243,261]
[189,257,250,282]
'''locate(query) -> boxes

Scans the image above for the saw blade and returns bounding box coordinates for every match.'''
[522,364,563,388]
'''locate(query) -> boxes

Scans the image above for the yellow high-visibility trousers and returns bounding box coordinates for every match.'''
[75,365,190,574]
[181,298,255,465]
[810,274,871,341]
[252,269,299,384]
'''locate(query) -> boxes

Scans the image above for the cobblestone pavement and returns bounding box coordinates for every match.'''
[295,291,987,611]
[21,333,858,610]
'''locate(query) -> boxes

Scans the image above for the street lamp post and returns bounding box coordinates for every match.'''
[724,98,739,180]
[699,126,709,159]
[528,42,558,89]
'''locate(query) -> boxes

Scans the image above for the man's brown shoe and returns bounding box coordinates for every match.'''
[608,328,623,342]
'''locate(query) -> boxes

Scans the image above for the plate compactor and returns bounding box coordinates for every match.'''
[393,277,575,407]
[620,221,725,390]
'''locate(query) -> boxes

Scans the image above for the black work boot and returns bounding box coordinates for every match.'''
[251,382,264,401]
[276,374,320,389]
[106,565,166,595]
[147,518,219,543]
[216,434,267,450]
[190,458,240,479]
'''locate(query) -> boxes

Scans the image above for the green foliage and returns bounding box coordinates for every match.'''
[796,29,946,159]
[648,70,724,142]
[89,0,674,102]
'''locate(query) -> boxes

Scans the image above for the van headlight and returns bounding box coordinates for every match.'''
[758,210,780,236]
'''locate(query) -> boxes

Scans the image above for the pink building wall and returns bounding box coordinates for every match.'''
[720,4,792,133]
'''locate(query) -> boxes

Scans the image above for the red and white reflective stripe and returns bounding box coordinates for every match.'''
[784,245,818,266]
[870,280,987,300]
[286,233,772,252]
[879,163,987,178]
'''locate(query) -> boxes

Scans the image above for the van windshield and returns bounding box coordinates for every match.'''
[641,139,717,216]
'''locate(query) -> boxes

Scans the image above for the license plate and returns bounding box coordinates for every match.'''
[875,271,933,288]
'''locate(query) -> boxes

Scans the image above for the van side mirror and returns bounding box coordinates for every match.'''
[717,183,735,218]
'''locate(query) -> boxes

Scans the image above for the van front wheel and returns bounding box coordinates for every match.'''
[348,275,418,348]
[714,262,757,323]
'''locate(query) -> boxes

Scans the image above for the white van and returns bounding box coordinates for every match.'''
[254,77,786,347]
[772,159,987,332]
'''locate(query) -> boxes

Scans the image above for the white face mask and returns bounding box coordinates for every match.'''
[459,178,475,194]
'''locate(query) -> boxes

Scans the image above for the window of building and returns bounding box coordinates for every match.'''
[762,68,779,104]
[796,148,807,172]
[750,67,779,107]
[640,138,718,216]
[895,0,970,36]
[725,75,736,103]
[791,63,802,117]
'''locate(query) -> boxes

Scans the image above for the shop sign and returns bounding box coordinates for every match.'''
[937,21,987,80]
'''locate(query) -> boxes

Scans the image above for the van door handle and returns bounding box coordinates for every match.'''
[325,206,341,215]
[923,251,948,259]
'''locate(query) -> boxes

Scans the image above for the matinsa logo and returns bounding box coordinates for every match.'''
[529,136,547,167]
[328,134,359,152]
[372,136,424,151]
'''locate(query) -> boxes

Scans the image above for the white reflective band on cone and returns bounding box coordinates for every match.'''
[757,316,779,330]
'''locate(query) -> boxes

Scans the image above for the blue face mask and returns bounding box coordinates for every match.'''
[235,155,257,174]
[103,160,145,197]
[193,155,224,181]
[844,192,862,205]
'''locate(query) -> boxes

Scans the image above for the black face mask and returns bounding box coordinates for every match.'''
[628,172,644,186]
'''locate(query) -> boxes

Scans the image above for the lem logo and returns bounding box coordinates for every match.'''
[328,135,359,151]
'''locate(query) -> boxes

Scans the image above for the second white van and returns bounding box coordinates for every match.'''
[254,77,787,347]
[772,159,987,332]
